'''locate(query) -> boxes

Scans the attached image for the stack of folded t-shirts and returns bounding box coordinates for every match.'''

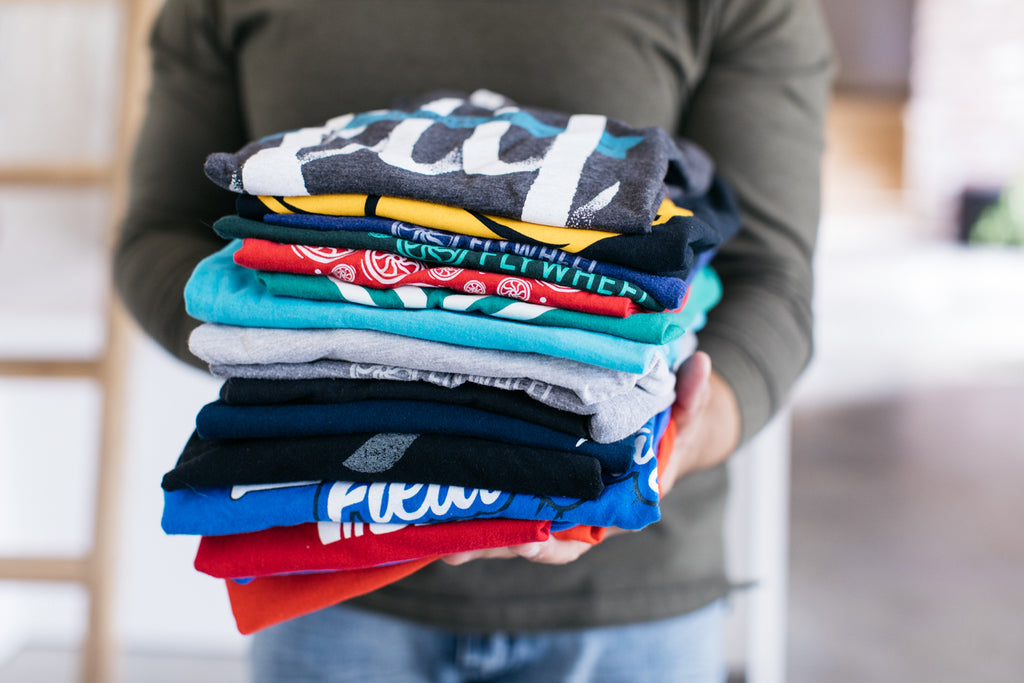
[159,90,741,634]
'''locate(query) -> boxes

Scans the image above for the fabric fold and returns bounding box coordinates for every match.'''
[162,410,668,535]
[164,430,608,499]
[185,242,704,374]
[197,518,552,578]
[217,376,591,437]
[193,399,636,465]
[214,216,666,311]
[251,268,717,345]
[234,238,647,317]
[204,89,714,234]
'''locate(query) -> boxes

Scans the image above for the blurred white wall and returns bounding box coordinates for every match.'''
[113,332,246,653]
[0,0,246,664]
[904,0,1024,234]
[820,0,913,95]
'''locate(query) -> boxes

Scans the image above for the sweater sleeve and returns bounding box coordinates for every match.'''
[680,0,835,444]
[113,0,243,369]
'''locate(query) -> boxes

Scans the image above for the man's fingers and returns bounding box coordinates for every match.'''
[441,538,593,566]
[510,539,591,565]
[674,350,712,416]
[441,547,517,565]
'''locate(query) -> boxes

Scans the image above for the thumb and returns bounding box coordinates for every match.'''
[673,351,712,417]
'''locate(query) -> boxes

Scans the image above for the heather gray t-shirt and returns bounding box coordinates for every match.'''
[190,322,686,443]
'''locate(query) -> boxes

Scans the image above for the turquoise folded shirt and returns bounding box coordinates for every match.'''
[184,241,719,373]
[253,268,718,344]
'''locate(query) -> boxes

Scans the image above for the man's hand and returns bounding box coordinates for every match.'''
[440,351,740,567]
[661,351,741,497]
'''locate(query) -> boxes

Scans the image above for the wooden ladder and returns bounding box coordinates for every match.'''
[0,1,156,680]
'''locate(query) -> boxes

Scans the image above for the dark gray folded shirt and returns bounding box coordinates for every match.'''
[204,89,714,233]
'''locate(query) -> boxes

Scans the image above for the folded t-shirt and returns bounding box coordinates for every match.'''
[225,556,436,635]
[233,172,739,278]
[185,242,692,374]
[233,238,647,317]
[251,269,714,345]
[189,322,682,408]
[203,88,714,234]
[161,409,669,535]
[216,414,678,635]
[195,518,552,578]
[163,429,608,500]
[234,213,697,310]
[193,399,637,468]
[189,322,687,444]
[217,376,591,438]
[214,216,664,311]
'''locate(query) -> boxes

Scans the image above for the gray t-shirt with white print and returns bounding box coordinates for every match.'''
[203,89,713,233]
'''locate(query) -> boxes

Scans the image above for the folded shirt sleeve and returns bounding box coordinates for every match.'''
[113,0,241,369]
[680,0,836,444]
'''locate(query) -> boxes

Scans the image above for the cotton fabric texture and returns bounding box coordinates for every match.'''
[233,238,648,317]
[189,323,688,444]
[234,186,737,281]
[216,376,593,437]
[231,208,702,310]
[184,242,713,374]
[204,89,715,234]
[163,430,608,500]
[213,216,667,311]
[192,399,638,468]
[161,409,669,536]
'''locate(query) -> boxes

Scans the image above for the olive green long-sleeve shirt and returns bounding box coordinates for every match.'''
[115,0,832,630]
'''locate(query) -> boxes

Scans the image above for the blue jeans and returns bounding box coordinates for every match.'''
[251,600,728,683]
